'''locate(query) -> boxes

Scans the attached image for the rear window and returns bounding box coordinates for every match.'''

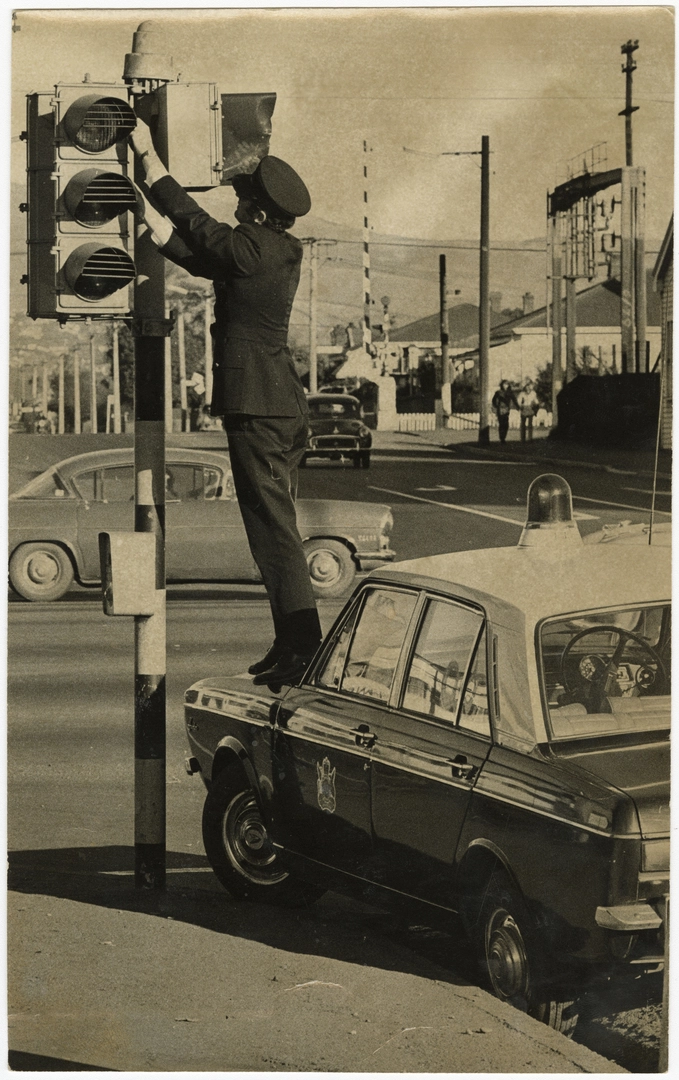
[539,604,671,740]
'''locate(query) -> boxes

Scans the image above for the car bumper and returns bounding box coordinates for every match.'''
[306,438,363,456]
[356,549,395,570]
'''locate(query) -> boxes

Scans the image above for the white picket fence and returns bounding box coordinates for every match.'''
[397,411,552,433]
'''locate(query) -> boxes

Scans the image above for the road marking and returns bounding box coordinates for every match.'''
[372,455,535,465]
[622,486,672,497]
[415,485,457,491]
[369,486,523,526]
[573,495,672,517]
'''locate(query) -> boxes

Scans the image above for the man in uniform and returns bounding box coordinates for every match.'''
[130,121,322,687]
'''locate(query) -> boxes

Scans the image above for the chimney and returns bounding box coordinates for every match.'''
[489,291,503,314]
[522,292,534,314]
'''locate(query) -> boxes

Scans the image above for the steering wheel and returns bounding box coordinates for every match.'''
[560,625,667,713]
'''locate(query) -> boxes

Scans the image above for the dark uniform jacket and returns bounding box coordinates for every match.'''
[150,175,307,417]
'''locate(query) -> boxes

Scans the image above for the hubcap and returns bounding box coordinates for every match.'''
[486,908,530,1003]
[27,552,60,586]
[223,791,288,885]
[307,549,341,585]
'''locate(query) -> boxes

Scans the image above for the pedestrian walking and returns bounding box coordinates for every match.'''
[491,379,517,443]
[130,120,322,688]
[517,379,539,442]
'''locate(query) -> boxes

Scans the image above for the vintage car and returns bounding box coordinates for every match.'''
[302,393,372,468]
[8,448,394,601]
[183,476,669,1036]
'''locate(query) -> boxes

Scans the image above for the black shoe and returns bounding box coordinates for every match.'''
[248,641,285,676]
[252,650,314,688]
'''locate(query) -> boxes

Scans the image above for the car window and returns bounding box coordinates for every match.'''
[101,466,135,502]
[459,627,491,736]
[15,468,72,499]
[338,588,418,702]
[315,600,362,691]
[540,603,671,739]
[309,399,360,419]
[402,598,485,727]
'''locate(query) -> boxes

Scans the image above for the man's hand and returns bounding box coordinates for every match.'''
[129,117,155,159]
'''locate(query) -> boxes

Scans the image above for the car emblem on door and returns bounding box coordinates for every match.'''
[316,757,337,814]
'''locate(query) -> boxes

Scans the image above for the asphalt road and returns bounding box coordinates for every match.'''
[8,446,668,1070]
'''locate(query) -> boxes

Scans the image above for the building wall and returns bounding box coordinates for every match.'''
[486,327,661,392]
[659,263,673,450]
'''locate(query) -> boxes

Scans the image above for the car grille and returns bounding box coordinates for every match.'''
[311,436,358,450]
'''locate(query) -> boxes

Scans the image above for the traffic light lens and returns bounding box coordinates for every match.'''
[64,244,135,301]
[65,170,138,227]
[64,96,136,154]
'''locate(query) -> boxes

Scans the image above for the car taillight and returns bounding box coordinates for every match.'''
[641,838,670,873]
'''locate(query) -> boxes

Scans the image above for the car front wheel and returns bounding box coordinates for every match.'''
[464,871,579,1037]
[9,542,75,601]
[304,538,356,598]
[202,769,323,906]
[360,450,371,468]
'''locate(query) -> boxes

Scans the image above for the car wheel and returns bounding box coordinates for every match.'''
[360,450,371,469]
[299,455,308,468]
[202,768,323,907]
[9,542,75,602]
[353,453,362,469]
[304,538,356,598]
[464,871,579,1037]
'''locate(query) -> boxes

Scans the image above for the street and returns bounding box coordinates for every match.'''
[8,442,668,1071]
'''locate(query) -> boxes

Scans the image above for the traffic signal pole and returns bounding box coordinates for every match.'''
[123,22,176,890]
[478,135,490,446]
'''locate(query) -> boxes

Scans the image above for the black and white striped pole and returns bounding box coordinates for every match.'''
[125,22,176,889]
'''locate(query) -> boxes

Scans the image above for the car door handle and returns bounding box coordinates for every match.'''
[450,755,476,780]
[352,725,376,749]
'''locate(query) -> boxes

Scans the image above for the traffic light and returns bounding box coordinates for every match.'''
[141,83,276,190]
[25,82,139,320]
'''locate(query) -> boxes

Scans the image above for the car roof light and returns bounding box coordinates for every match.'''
[517,473,582,551]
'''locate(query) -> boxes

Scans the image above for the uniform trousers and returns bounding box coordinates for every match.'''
[223,409,322,654]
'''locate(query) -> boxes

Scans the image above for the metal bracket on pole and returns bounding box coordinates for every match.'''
[132,316,174,338]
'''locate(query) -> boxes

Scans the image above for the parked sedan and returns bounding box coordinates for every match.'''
[302,393,372,468]
[9,448,394,601]
[184,476,669,1036]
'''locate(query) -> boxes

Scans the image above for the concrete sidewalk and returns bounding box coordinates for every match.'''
[372,426,672,481]
[8,874,624,1073]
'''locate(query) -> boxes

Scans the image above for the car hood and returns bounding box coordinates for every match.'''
[309,419,364,434]
[296,499,390,528]
[553,737,670,837]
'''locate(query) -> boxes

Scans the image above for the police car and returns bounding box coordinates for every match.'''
[184,475,669,1036]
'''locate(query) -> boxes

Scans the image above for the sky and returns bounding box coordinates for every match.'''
[10,4,675,246]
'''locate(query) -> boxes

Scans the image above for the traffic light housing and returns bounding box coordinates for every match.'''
[25,82,139,320]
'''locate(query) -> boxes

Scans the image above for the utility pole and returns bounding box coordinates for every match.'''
[362,140,372,357]
[41,360,49,417]
[73,352,81,434]
[620,40,639,167]
[164,300,173,433]
[438,254,449,427]
[58,355,65,434]
[204,293,213,409]
[88,323,97,433]
[478,135,490,446]
[177,311,188,431]
[124,21,174,891]
[308,239,319,393]
[112,323,122,434]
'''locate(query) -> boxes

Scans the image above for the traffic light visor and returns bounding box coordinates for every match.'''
[63,94,136,153]
[64,169,140,226]
[63,242,135,301]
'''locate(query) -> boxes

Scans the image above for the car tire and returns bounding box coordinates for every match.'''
[360,450,371,469]
[463,870,579,1037]
[9,542,75,602]
[202,768,323,907]
[299,455,308,468]
[304,538,356,598]
[353,453,362,469]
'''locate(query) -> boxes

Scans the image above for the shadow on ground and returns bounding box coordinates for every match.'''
[9,845,663,1071]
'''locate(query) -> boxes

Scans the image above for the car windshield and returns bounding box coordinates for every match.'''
[539,603,671,740]
[309,399,360,419]
[13,468,72,499]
